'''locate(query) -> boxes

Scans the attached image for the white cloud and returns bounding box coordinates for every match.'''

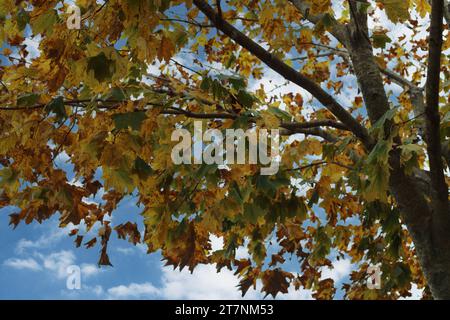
[90,285,105,296]
[37,251,103,280]
[60,284,105,299]
[106,261,314,300]
[3,257,42,271]
[81,263,102,278]
[107,282,160,299]
[277,286,313,300]
[321,259,353,283]
[15,222,75,254]
[116,247,135,255]
[159,264,260,300]
[39,250,77,279]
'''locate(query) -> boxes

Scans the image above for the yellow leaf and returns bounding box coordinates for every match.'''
[379,0,410,22]
[197,34,207,46]
[259,110,281,129]
[413,0,430,18]
[307,0,331,15]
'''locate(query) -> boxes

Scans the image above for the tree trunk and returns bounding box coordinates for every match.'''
[389,150,450,299]
[346,2,450,299]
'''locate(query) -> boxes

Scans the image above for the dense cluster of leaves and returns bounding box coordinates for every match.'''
[0,0,448,299]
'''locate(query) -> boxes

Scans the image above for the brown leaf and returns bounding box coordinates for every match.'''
[114,222,141,245]
[84,237,97,248]
[158,35,175,62]
[75,235,83,248]
[261,269,293,298]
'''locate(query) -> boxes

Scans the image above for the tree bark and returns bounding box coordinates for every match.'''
[421,0,450,299]
[345,0,450,299]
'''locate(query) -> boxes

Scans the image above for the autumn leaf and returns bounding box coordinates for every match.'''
[87,52,115,82]
[158,35,175,62]
[45,96,67,123]
[378,0,410,22]
[112,112,147,131]
[261,269,293,298]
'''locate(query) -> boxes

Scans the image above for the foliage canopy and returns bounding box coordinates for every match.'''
[0,0,449,299]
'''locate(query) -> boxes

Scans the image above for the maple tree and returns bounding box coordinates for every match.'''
[0,0,449,299]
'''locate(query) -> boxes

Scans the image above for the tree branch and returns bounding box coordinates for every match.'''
[424,0,449,218]
[346,0,392,124]
[286,160,353,171]
[160,18,213,29]
[0,99,343,142]
[288,0,349,46]
[379,68,422,91]
[445,0,450,25]
[192,0,372,147]
[429,0,450,25]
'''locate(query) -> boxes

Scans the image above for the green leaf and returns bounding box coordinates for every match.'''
[236,90,256,109]
[103,166,135,194]
[45,97,67,123]
[255,175,276,197]
[370,107,397,137]
[105,87,127,101]
[225,55,236,69]
[268,106,292,122]
[308,189,319,207]
[309,227,331,265]
[364,164,390,202]
[87,52,115,82]
[356,1,371,13]
[285,196,307,221]
[230,182,244,205]
[112,111,147,131]
[0,168,20,191]
[244,202,265,223]
[16,9,29,31]
[217,74,246,90]
[364,139,392,202]
[31,9,57,35]
[248,240,266,266]
[378,0,410,22]
[316,13,335,30]
[372,33,392,49]
[200,76,212,91]
[17,93,39,107]
[367,139,392,165]
[133,157,153,179]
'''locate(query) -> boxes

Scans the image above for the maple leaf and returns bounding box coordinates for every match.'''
[87,52,115,82]
[84,237,97,249]
[378,0,410,22]
[115,222,141,245]
[158,35,175,62]
[261,269,293,298]
[238,275,256,297]
[112,111,147,131]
